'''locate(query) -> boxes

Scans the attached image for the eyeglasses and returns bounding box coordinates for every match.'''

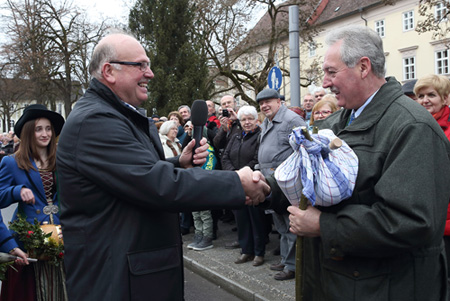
[109,61,151,72]
[313,110,332,116]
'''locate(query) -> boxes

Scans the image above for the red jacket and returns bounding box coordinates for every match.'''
[207,115,221,127]
[434,106,450,235]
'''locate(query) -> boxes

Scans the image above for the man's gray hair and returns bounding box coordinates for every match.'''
[314,87,328,94]
[88,29,134,79]
[178,105,191,113]
[89,44,117,79]
[325,26,386,78]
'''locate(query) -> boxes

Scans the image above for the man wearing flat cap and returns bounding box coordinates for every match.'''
[257,88,306,280]
[402,79,417,101]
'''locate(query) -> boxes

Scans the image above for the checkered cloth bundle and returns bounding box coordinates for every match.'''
[274,128,358,207]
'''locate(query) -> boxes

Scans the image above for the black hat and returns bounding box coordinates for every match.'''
[402,80,417,96]
[256,89,280,103]
[14,104,65,139]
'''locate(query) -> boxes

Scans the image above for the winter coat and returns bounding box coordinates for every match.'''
[221,127,260,171]
[0,156,60,252]
[56,78,245,301]
[258,105,306,177]
[306,77,450,300]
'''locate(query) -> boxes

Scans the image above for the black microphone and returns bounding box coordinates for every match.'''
[190,100,208,161]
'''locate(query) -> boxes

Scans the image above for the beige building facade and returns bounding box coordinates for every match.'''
[302,0,447,103]
[232,0,449,107]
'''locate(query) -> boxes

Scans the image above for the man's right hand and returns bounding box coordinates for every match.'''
[236,167,270,206]
[219,117,229,130]
[219,108,238,130]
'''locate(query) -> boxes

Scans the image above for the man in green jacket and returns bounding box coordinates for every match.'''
[278,26,450,300]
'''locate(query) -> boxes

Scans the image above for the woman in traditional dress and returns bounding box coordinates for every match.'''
[0,104,66,301]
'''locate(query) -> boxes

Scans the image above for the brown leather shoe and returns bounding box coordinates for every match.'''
[269,262,285,271]
[252,256,264,266]
[234,254,254,264]
[274,270,295,281]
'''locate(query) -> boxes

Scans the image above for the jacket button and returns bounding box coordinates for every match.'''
[353,271,360,277]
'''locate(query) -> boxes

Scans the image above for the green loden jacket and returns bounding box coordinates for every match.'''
[300,77,450,300]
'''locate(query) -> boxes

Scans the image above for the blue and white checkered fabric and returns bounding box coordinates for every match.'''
[274,128,358,207]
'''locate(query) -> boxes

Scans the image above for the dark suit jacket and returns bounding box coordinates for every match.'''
[56,78,245,301]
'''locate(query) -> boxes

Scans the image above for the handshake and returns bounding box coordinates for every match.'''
[236,167,270,206]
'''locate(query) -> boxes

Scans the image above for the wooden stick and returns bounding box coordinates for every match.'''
[329,137,342,150]
[295,127,315,301]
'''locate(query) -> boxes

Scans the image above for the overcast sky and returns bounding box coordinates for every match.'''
[77,0,135,24]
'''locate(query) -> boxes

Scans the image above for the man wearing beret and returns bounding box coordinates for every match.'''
[257,88,306,280]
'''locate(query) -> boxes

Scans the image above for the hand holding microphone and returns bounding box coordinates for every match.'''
[178,100,209,168]
[190,100,208,165]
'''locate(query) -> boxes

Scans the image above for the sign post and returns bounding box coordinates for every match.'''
[268,66,282,91]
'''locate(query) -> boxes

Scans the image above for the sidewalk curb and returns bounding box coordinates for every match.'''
[182,219,295,300]
[183,256,270,301]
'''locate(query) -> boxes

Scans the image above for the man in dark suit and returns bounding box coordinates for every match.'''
[56,31,268,301]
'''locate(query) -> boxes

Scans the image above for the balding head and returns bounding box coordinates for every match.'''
[88,32,154,108]
[89,33,143,79]
[220,95,236,110]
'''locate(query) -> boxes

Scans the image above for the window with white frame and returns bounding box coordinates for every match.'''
[436,49,450,75]
[375,20,385,38]
[403,57,416,80]
[403,11,414,31]
[435,49,449,74]
[436,1,449,22]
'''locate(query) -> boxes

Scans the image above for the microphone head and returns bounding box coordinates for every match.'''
[190,100,208,126]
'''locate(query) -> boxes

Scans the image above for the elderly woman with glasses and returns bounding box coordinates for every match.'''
[221,105,267,267]
[309,97,339,126]
[159,120,182,158]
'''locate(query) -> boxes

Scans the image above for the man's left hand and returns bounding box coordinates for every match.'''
[287,205,321,237]
[179,137,209,168]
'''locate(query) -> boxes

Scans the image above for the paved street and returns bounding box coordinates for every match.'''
[184,267,242,301]
[182,217,296,301]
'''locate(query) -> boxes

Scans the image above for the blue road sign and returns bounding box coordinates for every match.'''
[268,66,282,90]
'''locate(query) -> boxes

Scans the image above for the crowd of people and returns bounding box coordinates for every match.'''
[0,24,449,300]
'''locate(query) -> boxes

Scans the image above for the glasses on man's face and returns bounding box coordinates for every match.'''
[313,110,332,116]
[109,61,151,72]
